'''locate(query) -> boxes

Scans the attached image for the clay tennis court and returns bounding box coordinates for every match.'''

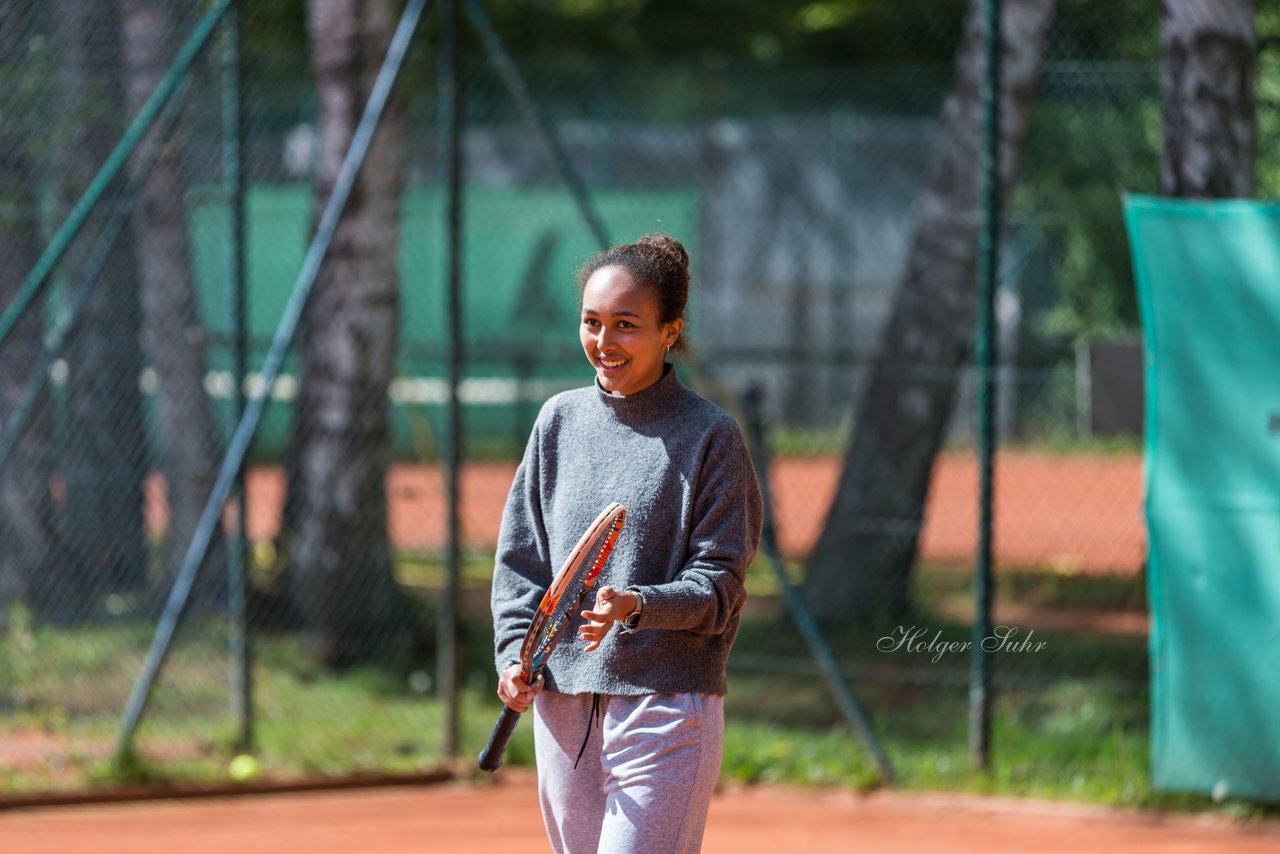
[11,452,1267,849]
[182,448,1144,577]
[64,448,1173,851]
[1,771,1276,852]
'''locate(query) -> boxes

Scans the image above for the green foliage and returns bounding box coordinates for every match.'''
[1015,87,1161,348]
[244,0,964,68]
[481,0,963,66]
[239,0,1178,71]
[1258,16,1280,199]
[1045,0,1160,62]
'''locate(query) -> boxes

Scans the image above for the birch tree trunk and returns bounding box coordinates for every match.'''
[119,0,227,609]
[1161,0,1256,197]
[287,0,412,666]
[52,0,151,617]
[803,0,1057,620]
[0,0,54,621]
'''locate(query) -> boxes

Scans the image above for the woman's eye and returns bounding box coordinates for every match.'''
[582,318,599,327]
[618,321,635,329]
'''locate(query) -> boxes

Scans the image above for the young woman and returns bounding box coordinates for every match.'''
[490,234,763,853]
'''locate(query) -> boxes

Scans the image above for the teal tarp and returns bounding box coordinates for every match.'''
[1125,194,1280,803]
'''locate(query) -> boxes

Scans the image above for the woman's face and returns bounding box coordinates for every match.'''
[580,265,682,397]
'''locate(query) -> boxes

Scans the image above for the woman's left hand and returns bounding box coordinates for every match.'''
[578,586,638,652]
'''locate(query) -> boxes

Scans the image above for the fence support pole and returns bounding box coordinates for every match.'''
[115,0,431,760]
[971,0,1002,773]
[439,0,465,763]
[221,0,253,752]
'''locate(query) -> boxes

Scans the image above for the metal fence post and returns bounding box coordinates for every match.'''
[440,0,465,763]
[221,0,253,753]
[971,0,1003,773]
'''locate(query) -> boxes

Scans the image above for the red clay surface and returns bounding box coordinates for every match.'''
[79,451,1165,850]
[0,772,1275,853]
[151,450,1143,575]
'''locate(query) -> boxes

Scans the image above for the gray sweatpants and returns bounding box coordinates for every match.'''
[532,690,724,854]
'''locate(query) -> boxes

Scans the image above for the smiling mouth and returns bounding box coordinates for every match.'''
[598,356,628,370]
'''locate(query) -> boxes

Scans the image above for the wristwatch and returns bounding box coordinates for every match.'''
[623,588,644,628]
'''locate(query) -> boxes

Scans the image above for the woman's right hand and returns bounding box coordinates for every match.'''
[497,663,544,713]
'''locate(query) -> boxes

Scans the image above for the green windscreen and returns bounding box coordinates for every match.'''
[1125,194,1280,803]
[186,185,698,457]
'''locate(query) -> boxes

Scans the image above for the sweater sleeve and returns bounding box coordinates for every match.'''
[626,419,763,635]
[490,416,552,674]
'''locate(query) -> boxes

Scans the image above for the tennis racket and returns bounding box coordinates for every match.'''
[477,501,627,772]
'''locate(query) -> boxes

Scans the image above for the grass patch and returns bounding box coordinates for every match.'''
[720,668,1280,819]
[760,427,1143,460]
[723,566,1275,819]
[767,425,851,457]
[916,561,1147,613]
[0,616,470,795]
[722,666,1150,799]
[2,563,1274,821]
[395,551,499,591]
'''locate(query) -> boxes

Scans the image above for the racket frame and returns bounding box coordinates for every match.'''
[477,501,626,772]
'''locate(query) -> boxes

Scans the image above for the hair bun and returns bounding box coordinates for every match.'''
[638,233,690,272]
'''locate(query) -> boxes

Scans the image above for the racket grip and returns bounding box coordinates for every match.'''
[477,705,523,772]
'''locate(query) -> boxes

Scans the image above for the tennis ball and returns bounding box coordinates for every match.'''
[228,754,261,782]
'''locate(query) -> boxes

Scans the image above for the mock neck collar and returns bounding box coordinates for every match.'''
[594,362,682,420]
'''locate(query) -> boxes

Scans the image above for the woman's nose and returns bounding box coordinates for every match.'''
[595,325,615,350]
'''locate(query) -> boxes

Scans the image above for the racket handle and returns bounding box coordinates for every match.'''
[477,705,523,772]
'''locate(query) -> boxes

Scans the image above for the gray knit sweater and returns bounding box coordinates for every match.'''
[490,364,763,696]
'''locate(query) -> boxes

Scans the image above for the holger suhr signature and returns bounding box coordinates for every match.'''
[877,625,1047,663]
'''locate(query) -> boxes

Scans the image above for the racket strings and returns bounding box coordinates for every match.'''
[530,533,617,661]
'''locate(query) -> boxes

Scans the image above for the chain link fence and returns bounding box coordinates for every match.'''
[0,0,1274,804]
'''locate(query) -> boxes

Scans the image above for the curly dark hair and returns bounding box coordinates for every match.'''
[576,234,691,352]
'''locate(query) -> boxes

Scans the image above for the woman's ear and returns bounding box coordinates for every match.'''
[665,318,684,350]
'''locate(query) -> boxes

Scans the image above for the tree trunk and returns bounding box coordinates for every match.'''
[50,0,151,619]
[1161,0,1255,198]
[802,0,1057,620]
[0,0,54,622]
[120,0,227,610]
[287,0,412,667]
